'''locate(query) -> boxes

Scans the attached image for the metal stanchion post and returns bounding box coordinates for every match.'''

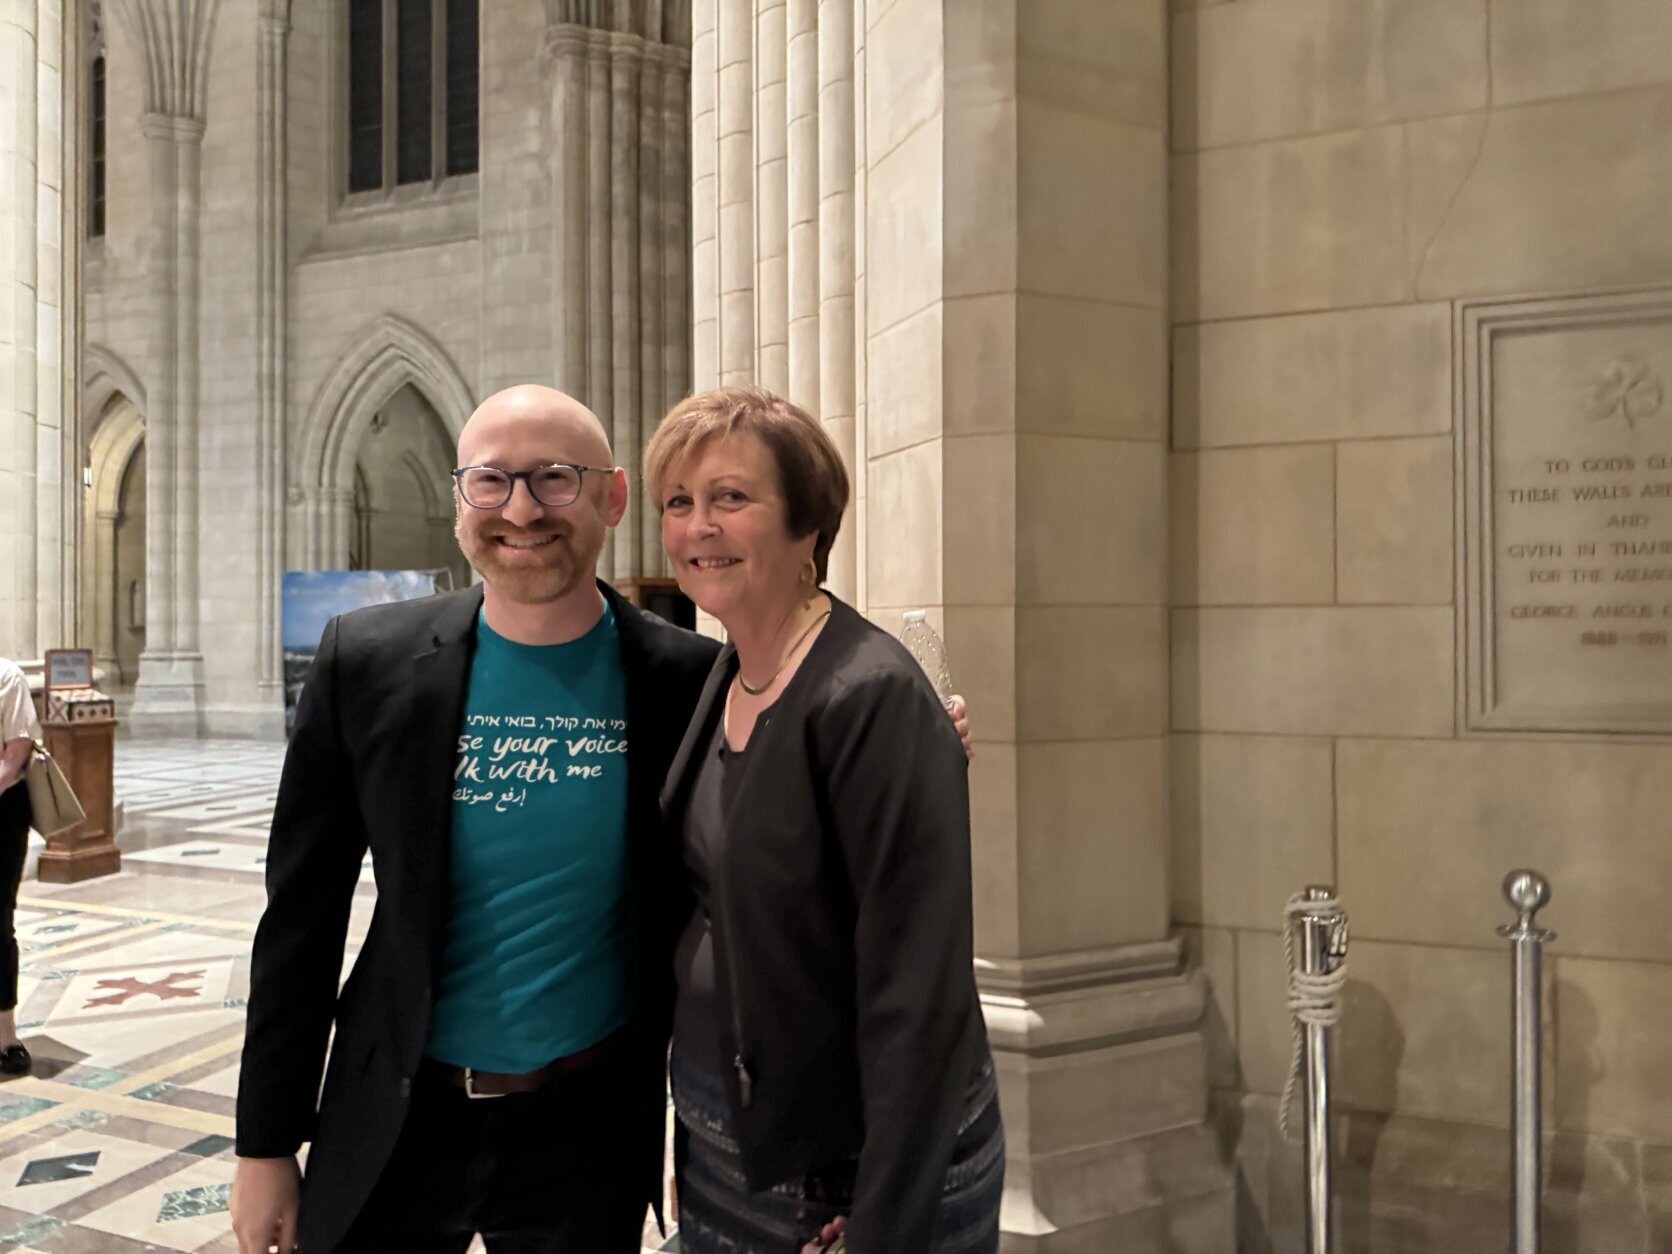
[1290,886,1348,1254]
[1498,870,1554,1254]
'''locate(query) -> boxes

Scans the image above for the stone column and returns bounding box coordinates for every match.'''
[691,0,719,390]
[115,0,218,734]
[651,44,689,575]
[754,0,788,392]
[1,0,41,657]
[546,15,690,584]
[716,0,754,384]
[849,0,865,608]
[254,1,291,710]
[129,113,206,732]
[36,0,73,651]
[92,509,120,675]
[548,26,591,397]
[816,0,855,599]
[609,35,643,577]
[785,0,817,409]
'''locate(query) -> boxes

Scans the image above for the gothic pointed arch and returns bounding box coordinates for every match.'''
[88,402,146,517]
[298,314,474,496]
[83,343,148,437]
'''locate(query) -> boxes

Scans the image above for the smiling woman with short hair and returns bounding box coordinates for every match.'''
[645,386,1003,1254]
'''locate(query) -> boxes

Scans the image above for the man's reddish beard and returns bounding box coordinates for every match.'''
[454,516,606,602]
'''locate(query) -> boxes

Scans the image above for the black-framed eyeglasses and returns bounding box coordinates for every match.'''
[451,463,614,509]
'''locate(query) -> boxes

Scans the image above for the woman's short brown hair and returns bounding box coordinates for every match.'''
[644,386,850,581]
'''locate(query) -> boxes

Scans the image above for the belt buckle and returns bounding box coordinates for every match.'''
[463,1068,504,1100]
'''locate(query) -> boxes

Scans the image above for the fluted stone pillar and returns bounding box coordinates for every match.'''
[754,0,787,392]
[1,0,74,659]
[92,509,120,675]
[1,0,42,658]
[786,0,817,410]
[815,0,855,600]
[544,11,691,585]
[254,1,291,712]
[691,0,719,388]
[114,0,219,734]
[129,112,207,732]
[716,0,753,384]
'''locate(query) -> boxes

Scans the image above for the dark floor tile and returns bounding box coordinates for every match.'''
[16,1150,100,1187]
[179,1134,235,1158]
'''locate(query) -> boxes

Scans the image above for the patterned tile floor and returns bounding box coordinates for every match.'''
[0,739,679,1253]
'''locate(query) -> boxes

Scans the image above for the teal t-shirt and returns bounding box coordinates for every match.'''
[425,604,632,1072]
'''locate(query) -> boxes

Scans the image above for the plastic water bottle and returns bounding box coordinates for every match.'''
[900,610,955,708]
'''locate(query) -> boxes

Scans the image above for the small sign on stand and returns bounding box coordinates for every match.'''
[43,649,113,723]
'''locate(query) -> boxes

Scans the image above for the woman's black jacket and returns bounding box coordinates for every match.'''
[660,594,991,1254]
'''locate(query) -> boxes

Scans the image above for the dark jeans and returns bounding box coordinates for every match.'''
[671,1047,1004,1254]
[0,782,29,1012]
[334,1048,649,1254]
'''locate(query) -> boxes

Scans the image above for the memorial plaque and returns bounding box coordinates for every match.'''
[1461,289,1672,736]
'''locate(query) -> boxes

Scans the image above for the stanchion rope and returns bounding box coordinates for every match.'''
[1280,890,1347,1144]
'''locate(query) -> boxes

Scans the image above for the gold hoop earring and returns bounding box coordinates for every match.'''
[802,557,818,587]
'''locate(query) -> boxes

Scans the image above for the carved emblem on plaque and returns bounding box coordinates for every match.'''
[1588,357,1664,430]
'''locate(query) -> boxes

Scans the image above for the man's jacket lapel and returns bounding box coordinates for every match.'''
[408,587,481,970]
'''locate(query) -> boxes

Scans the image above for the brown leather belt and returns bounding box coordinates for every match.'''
[425,1029,622,1099]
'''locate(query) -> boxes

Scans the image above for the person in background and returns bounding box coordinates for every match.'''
[0,658,42,1077]
[646,387,1003,1254]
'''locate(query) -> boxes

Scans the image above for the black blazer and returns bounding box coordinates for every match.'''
[236,581,718,1252]
[660,594,990,1254]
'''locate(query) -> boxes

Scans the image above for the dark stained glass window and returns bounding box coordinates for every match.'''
[345,0,476,196]
[347,0,383,192]
[394,0,433,185]
[90,56,106,238]
[444,0,478,177]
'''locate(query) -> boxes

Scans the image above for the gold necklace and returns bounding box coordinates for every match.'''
[737,605,832,696]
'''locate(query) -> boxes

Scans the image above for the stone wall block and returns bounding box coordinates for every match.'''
[967,738,1020,958]
[1019,0,1166,129]
[1338,738,1672,965]
[1493,0,1672,106]
[1017,738,1169,953]
[1017,436,1166,606]
[1018,295,1166,443]
[1015,605,1167,741]
[1172,607,1453,736]
[1332,940,1512,1127]
[1173,0,1487,151]
[864,117,942,333]
[1170,733,1333,931]
[1172,303,1452,449]
[1177,924,1240,1090]
[1173,125,1409,323]
[1336,435,1453,605]
[943,293,1017,438]
[943,432,1018,607]
[998,1030,1209,1157]
[1018,105,1166,309]
[864,436,943,607]
[864,301,942,456]
[864,0,943,163]
[1170,444,1335,606]
[944,95,1017,300]
[1412,91,1672,301]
